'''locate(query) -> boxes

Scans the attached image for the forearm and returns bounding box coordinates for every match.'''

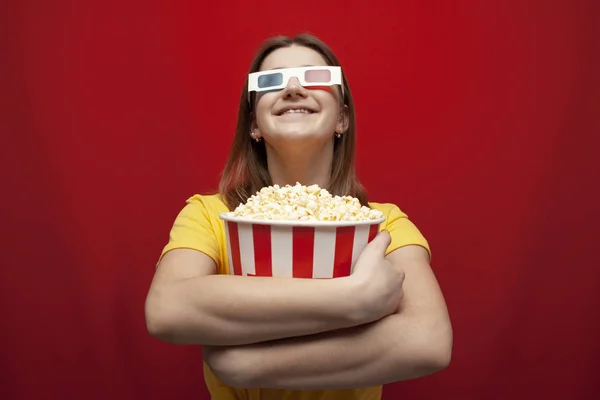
[205,311,452,390]
[146,274,365,346]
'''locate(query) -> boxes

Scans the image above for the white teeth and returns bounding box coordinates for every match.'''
[283,109,312,114]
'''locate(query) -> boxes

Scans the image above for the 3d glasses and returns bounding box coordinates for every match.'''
[248,66,344,101]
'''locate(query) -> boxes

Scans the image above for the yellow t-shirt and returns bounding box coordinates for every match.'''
[159,193,431,400]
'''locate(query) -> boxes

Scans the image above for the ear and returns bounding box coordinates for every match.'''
[250,113,261,140]
[336,105,350,134]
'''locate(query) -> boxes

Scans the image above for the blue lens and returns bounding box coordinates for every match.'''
[258,73,283,88]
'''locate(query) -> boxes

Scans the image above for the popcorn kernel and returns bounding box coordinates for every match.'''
[229,183,384,221]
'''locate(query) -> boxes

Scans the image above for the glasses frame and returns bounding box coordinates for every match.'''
[247,66,344,104]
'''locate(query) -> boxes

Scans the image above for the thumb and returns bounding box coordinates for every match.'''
[362,230,391,256]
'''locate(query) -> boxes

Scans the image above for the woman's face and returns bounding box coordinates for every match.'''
[252,45,347,147]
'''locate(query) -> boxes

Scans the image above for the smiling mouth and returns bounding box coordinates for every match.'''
[277,108,317,116]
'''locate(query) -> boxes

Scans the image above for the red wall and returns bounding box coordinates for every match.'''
[2,1,599,399]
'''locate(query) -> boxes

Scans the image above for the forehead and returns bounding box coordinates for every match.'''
[259,45,329,71]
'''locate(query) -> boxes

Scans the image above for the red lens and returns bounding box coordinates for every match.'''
[304,69,331,83]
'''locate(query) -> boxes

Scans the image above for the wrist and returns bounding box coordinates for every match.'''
[332,276,372,327]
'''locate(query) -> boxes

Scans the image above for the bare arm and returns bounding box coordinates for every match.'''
[144,243,399,346]
[204,245,453,390]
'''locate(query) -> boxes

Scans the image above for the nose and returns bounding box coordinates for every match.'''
[281,76,308,99]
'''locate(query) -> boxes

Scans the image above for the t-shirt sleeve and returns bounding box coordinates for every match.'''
[158,196,220,265]
[384,205,432,259]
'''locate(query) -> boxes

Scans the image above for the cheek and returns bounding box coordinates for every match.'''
[255,91,280,108]
[308,87,341,103]
[316,97,342,120]
[254,95,276,127]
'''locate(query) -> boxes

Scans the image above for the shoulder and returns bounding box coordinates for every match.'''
[367,201,409,221]
[180,193,230,216]
[167,192,230,238]
[368,201,431,259]
[158,193,228,267]
[185,193,228,209]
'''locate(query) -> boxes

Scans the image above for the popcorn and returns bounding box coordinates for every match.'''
[228,183,384,221]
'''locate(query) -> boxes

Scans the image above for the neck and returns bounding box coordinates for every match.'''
[265,140,334,189]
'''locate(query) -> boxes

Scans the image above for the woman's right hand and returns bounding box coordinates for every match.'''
[348,230,406,323]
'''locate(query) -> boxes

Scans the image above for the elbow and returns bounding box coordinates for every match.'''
[426,340,452,373]
[419,328,453,375]
[145,300,170,341]
[405,344,452,380]
[144,287,180,343]
[203,347,255,388]
[145,310,170,342]
[398,326,452,379]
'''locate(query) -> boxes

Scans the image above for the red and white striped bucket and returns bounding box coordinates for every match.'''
[219,214,386,278]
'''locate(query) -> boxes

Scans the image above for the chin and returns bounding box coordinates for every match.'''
[270,130,330,142]
[266,135,334,153]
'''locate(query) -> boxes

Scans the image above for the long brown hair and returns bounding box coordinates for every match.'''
[218,33,368,210]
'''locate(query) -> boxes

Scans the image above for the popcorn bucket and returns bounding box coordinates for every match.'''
[219,214,386,278]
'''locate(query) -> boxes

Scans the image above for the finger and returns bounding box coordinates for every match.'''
[363,230,391,255]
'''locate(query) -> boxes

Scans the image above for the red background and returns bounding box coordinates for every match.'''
[2,0,599,399]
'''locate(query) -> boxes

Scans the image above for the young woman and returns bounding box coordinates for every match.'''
[145,33,452,400]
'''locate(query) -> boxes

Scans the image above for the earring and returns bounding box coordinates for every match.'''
[335,130,343,138]
[251,132,262,142]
